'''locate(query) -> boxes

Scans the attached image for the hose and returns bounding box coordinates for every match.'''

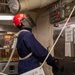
[0,30,29,74]
[0,5,75,74]
[41,5,75,67]
[0,35,17,74]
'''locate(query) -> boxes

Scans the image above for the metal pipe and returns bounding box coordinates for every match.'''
[8,0,57,14]
[19,0,57,12]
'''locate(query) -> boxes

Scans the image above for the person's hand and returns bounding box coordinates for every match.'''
[52,59,64,73]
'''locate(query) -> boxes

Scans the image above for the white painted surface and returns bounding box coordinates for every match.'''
[21,67,45,75]
[65,42,71,57]
[33,11,54,75]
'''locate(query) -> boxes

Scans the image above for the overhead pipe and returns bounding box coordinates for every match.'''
[8,0,57,14]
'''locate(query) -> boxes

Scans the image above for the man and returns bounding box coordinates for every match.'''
[13,13,60,75]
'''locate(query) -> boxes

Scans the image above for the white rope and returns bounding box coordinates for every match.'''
[1,36,17,73]
[41,5,75,67]
[0,30,29,74]
[0,5,75,74]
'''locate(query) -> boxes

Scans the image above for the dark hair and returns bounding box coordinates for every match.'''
[17,23,24,29]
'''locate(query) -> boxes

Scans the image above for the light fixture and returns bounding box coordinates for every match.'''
[0,15,14,20]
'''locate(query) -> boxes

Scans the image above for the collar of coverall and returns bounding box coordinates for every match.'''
[21,28,32,32]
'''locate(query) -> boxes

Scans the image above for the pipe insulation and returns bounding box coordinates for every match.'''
[8,0,57,14]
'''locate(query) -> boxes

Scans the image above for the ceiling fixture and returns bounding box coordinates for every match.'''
[0,15,14,20]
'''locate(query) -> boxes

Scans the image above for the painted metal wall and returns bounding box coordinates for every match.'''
[32,11,54,75]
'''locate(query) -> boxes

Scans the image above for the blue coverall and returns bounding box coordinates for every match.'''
[16,28,56,74]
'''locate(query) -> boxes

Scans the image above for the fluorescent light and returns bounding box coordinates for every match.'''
[0,15,14,20]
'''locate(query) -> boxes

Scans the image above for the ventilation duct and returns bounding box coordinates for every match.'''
[8,0,57,14]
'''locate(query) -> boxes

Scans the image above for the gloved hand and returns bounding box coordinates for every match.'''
[52,59,64,73]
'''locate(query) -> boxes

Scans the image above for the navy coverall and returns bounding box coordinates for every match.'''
[16,28,56,74]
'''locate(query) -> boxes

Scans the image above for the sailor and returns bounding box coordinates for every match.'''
[13,13,60,74]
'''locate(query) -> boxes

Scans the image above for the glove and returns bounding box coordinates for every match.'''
[52,59,64,73]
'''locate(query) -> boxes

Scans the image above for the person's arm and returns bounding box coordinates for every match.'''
[23,32,64,73]
[23,32,55,65]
